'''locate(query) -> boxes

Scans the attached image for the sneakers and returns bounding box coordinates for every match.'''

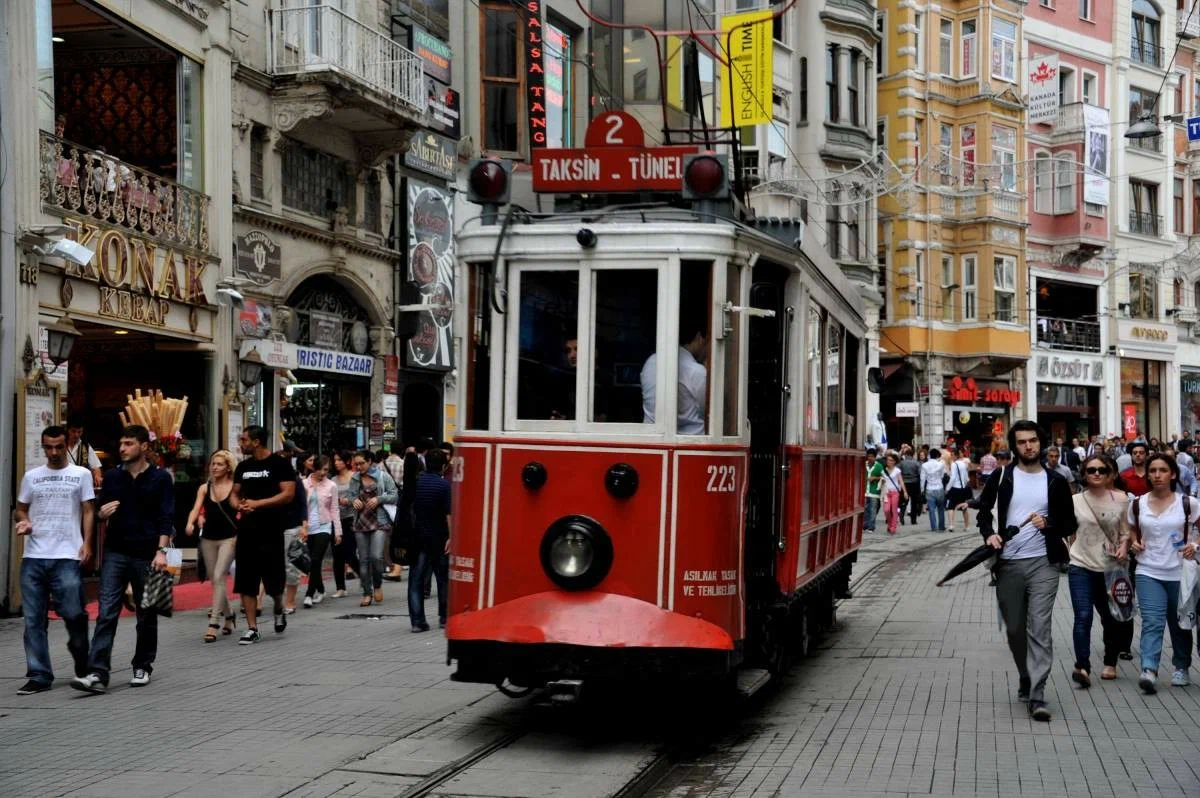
[1029,701,1052,722]
[1071,668,1091,688]
[239,629,261,645]
[1139,669,1158,694]
[412,622,430,633]
[1171,668,1190,687]
[303,596,313,608]
[129,669,150,687]
[274,613,287,634]
[17,680,50,695]
[70,673,107,694]
[1017,677,1031,703]
[1119,651,1134,661]
[312,592,324,605]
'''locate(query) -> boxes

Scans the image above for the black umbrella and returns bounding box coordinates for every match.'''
[936,524,1020,586]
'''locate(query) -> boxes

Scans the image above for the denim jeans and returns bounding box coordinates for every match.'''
[925,490,946,530]
[863,497,881,531]
[1068,565,1131,670]
[87,550,157,683]
[21,558,89,686]
[355,530,387,594]
[1136,573,1193,673]
[408,542,448,628]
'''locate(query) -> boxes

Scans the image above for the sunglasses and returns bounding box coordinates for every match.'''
[1084,467,1110,475]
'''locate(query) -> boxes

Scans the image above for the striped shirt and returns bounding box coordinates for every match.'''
[413,472,452,542]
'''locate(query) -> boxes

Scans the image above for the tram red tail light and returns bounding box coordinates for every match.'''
[681,154,729,200]
[467,158,512,205]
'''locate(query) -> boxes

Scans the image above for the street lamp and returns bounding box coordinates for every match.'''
[43,314,80,366]
[1125,114,1162,140]
[238,348,265,390]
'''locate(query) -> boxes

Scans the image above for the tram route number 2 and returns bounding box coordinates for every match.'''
[706,464,737,492]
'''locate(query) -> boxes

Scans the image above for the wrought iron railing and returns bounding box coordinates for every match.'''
[1036,316,1101,352]
[1130,39,1165,68]
[269,4,425,113]
[39,132,210,252]
[1129,211,1163,236]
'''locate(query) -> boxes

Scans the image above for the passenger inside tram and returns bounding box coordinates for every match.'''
[641,272,710,434]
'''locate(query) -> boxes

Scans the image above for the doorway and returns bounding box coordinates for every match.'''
[402,381,442,445]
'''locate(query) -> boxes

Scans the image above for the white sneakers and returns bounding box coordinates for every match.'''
[303,593,324,609]
[303,596,313,608]
[129,669,150,687]
[312,592,324,604]
[1172,668,1190,687]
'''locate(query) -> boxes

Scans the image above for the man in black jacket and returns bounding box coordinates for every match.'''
[976,420,1076,722]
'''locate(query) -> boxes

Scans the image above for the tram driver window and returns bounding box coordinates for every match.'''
[517,271,579,420]
[592,270,658,423]
[641,262,712,434]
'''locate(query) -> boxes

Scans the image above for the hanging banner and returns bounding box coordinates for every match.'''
[719,10,773,128]
[1084,104,1110,206]
[524,1,547,148]
[406,180,455,370]
[1027,54,1059,125]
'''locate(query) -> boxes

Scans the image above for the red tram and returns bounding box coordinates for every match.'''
[444,130,867,695]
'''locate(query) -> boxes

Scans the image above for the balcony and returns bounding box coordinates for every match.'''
[1129,211,1163,236]
[267,4,425,150]
[1182,6,1200,39]
[1036,316,1101,353]
[1129,132,1165,153]
[991,191,1023,218]
[39,133,209,253]
[1131,40,1165,68]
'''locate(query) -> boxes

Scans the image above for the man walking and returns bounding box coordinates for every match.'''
[1119,441,1151,496]
[976,420,1076,722]
[920,447,946,532]
[232,425,296,644]
[863,447,884,533]
[899,447,923,525]
[409,448,451,632]
[1046,447,1078,492]
[73,425,174,693]
[15,425,95,694]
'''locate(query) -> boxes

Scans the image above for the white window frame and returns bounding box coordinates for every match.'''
[1054,153,1077,213]
[961,124,976,186]
[1058,65,1076,105]
[1080,0,1094,21]
[875,11,886,76]
[941,254,956,321]
[914,12,924,72]
[939,122,952,184]
[1082,71,1098,105]
[991,17,1017,83]
[962,255,978,320]
[961,20,977,78]
[993,255,1017,322]
[992,125,1017,191]
[939,19,953,75]
[1034,151,1053,213]
[914,251,925,319]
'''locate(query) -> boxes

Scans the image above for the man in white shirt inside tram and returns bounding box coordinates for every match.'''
[640,319,708,434]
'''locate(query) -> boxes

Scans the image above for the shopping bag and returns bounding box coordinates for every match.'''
[140,568,174,618]
[1105,562,1136,623]
[165,547,183,585]
[287,536,312,575]
[1179,558,1199,630]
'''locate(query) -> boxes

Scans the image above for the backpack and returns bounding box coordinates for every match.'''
[1131,494,1191,550]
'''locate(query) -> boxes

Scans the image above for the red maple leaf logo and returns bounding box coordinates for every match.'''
[1030,60,1058,85]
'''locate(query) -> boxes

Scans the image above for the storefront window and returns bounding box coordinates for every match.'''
[545,23,573,148]
[1121,358,1162,439]
[1183,371,1200,437]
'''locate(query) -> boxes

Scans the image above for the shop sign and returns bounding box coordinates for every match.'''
[427,85,460,138]
[382,394,399,417]
[1119,319,1176,348]
[412,26,451,84]
[406,180,454,370]
[1035,354,1104,385]
[895,401,918,418]
[1183,372,1200,395]
[525,0,547,148]
[1130,326,1168,341]
[384,355,400,393]
[240,339,374,378]
[944,376,1022,408]
[309,311,342,350]
[1027,54,1059,125]
[235,230,281,286]
[405,131,457,181]
[370,413,384,438]
[1123,404,1139,440]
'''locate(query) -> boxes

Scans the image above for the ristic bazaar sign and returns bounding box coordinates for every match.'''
[532,111,700,193]
[240,339,374,378]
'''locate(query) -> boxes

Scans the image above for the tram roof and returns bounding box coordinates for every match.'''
[456,206,867,333]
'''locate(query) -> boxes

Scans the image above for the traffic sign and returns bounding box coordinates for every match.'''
[532,111,701,193]
[1188,116,1200,142]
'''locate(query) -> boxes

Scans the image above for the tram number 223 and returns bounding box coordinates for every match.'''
[706,464,738,493]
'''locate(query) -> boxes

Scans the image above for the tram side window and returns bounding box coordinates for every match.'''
[593,270,658,423]
[806,306,824,434]
[842,334,861,446]
[517,271,579,420]
[723,263,742,437]
[641,261,712,434]
[826,319,844,439]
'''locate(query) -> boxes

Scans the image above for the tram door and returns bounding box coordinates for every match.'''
[745,263,791,595]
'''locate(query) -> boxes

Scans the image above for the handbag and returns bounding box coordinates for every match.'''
[287,535,312,574]
[1105,562,1136,622]
[140,568,174,618]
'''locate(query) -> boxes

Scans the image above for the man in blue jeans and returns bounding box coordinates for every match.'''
[73,425,174,694]
[409,448,451,632]
[863,447,884,532]
[15,425,96,694]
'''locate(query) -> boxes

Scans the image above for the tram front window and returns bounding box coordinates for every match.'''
[592,270,658,423]
[517,270,579,420]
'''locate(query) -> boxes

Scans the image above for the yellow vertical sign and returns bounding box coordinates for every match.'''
[719,10,774,128]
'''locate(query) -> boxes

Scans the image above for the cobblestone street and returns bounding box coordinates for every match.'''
[2,523,1197,798]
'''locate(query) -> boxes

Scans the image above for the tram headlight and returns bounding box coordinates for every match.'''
[539,515,614,591]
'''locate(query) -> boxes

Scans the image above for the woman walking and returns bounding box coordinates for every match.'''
[303,455,340,608]
[331,451,359,598]
[1125,452,1199,693]
[1067,454,1133,685]
[184,450,239,642]
[881,451,908,535]
[348,450,398,606]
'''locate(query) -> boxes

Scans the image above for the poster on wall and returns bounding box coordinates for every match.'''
[1027,54,1059,125]
[406,179,455,370]
[1084,104,1110,206]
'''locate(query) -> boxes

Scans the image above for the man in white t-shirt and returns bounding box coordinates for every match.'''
[641,321,708,435]
[15,424,96,695]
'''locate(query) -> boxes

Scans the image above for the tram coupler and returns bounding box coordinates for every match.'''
[544,679,584,704]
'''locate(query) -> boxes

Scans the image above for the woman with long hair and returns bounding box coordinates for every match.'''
[303,455,340,607]
[331,451,359,598]
[347,450,398,606]
[1067,454,1132,685]
[881,451,908,535]
[184,450,239,642]
[1125,452,1199,693]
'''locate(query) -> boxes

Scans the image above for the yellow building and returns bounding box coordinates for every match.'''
[875,0,1030,447]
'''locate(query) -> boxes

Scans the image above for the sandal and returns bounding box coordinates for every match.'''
[204,624,220,643]
[222,614,236,636]
[1101,666,1117,680]
[360,596,372,607]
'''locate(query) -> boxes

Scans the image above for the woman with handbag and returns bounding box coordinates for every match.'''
[184,450,239,642]
[302,455,340,607]
[1067,454,1132,685]
[347,450,398,607]
[881,451,908,536]
[1125,452,1200,693]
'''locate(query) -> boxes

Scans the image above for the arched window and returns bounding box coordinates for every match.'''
[1193,280,1200,309]
[1132,1,1162,67]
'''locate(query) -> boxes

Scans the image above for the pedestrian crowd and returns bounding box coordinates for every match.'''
[14,423,455,696]
[864,422,1200,723]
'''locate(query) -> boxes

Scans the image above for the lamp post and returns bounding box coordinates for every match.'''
[43,314,80,366]
[238,348,265,391]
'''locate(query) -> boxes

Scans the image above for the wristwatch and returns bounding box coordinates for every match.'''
[157,546,169,554]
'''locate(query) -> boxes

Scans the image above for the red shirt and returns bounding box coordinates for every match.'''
[1119,468,1151,496]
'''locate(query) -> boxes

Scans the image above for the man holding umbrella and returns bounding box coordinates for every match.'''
[975,420,1076,722]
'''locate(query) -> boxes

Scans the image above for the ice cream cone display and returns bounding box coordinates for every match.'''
[119,389,189,462]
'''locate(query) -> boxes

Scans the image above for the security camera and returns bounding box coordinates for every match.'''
[45,238,95,267]
[216,287,245,308]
